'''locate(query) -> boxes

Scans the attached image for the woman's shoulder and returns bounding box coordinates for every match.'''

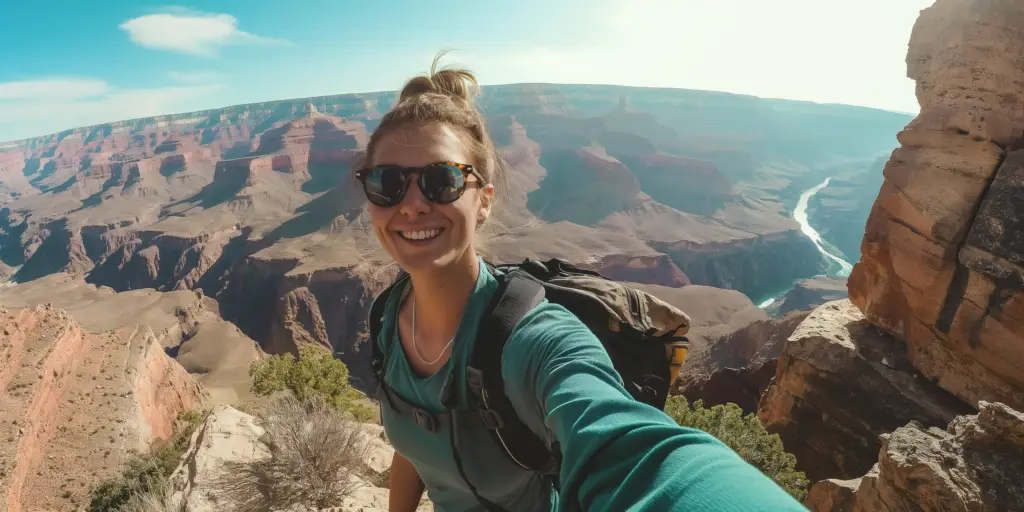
[511,299,592,342]
[500,299,612,376]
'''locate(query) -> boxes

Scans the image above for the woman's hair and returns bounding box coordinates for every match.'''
[364,51,509,215]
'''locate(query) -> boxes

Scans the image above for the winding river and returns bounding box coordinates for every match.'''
[758,177,853,309]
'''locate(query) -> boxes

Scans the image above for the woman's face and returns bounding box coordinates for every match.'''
[367,122,494,275]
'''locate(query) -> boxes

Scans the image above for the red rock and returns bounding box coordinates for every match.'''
[849,0,1024,411]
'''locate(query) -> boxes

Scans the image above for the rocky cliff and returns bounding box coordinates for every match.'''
[0,273,262,405]
[0,304,206,512]
[758,300,975,483]
[753,0,1024,492]
[0,82,911,335]
[806,401,1024,512]
[679,310,808,414]
[848,0,1024,413]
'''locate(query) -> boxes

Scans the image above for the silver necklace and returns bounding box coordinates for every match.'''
[411,292,455,365]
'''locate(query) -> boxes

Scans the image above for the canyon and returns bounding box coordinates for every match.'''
[749,0,1024,510]
[0,83,907,393]
[2,0,1023,509]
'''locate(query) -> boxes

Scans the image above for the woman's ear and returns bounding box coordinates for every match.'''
[477,183,495,225]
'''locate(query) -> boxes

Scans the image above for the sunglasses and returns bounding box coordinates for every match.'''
[354,161,482,207]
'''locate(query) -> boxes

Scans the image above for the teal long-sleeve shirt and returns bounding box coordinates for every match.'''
[376,259,807,511]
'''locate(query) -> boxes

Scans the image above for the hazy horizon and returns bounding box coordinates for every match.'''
[1,0,935,142]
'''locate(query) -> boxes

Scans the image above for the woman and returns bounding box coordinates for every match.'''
[355,55,807,512]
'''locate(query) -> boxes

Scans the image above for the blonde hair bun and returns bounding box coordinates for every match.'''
[398,51,479,105]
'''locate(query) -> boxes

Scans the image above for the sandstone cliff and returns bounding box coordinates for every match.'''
[757,300,974,483]
[848,0,1024,412]
[0,304,205,512]
[805,401,1024,512]
[0,273,262,405]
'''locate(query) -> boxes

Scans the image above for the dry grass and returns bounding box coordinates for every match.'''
[120,484,178,512]
[210,395,372,512]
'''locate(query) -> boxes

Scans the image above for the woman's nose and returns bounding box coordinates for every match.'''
[398,175,430,217]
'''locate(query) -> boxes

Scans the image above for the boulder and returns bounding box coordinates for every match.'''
[757,299,974,483]
[805,401,1024,512]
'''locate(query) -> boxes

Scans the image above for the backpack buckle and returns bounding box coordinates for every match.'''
[478,408,505,429]
[466,367,485,398]
[412,408,438,432]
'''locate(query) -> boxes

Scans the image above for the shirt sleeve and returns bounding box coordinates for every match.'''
[501,302,808,512]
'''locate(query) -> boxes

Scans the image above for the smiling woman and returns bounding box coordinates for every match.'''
[356,53,806,512]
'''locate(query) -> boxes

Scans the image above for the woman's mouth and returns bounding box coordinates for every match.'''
[397,228,444,242]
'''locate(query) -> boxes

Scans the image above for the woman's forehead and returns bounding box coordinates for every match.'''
[371,123,471,167]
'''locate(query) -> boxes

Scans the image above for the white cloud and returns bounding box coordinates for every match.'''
[119,10,291,56]
[0,79,109,101]
[0,78,225,142]
[168,70,222,84]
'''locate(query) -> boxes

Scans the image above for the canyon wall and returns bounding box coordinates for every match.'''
[847,0,1024,411]
[757,0,1024,496]
[806,401,1024,511]
[0,304,206,512]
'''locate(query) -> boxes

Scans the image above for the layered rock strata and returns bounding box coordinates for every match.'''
[757,300,974,483]
[0,304,205,512]
[847,0,1024,411]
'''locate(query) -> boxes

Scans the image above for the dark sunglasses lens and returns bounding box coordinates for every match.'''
[420,164,466,204]
[363,166,408,206]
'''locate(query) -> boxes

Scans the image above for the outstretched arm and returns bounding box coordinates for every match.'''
[503,304,807,512]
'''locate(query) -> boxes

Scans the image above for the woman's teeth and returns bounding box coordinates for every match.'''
[399,229,442,241]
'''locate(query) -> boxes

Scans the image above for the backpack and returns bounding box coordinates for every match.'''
[368,257,691,512]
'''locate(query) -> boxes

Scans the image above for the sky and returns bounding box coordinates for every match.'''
[0,0,936,143]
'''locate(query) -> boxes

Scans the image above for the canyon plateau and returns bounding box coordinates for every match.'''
[2,0,1024,509]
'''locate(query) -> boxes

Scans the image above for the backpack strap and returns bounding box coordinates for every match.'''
[370,269,414,413]
[369,269,510,433]
[465,269,563,482]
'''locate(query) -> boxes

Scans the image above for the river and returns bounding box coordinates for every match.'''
[758,177,853,309]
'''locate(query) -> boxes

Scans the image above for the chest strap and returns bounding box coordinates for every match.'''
[376,380,504,433]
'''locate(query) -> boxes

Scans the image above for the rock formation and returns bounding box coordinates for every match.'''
[805,401,1024,512]
[847,0,1024,412]
[679,310,809,414]
[758,300,974,483]
[0,304,205,512]
[767,276,848,317]
[751,0,1024,498]
[0,273,262,405]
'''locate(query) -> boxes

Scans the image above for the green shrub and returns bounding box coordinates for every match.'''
[88,409,207,512]
[664,396,809,501]
[249,344,374,421]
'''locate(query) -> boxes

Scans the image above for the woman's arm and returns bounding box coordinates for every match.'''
[503,304,808,512]
[388,450,426,512]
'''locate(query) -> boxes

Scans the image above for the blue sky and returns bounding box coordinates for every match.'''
[0,0,935,142]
